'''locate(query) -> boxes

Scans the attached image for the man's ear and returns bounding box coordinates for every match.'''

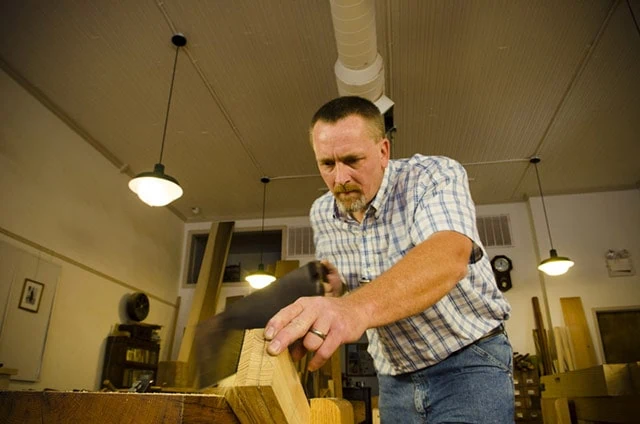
[380,138,390,167]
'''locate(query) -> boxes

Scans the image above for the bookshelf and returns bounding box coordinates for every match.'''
[101,326,161,389]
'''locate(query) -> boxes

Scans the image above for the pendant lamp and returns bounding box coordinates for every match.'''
[129,34,186,207]
[530,157,575,276]
[245,177,277,289]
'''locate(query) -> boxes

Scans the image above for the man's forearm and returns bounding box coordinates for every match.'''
[343,230,472,329]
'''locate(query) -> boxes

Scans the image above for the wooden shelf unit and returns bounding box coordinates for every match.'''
[101,335,160,389]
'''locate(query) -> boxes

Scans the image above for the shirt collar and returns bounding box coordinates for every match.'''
[369,162,393,219]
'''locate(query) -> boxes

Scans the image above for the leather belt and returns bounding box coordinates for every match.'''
[475,324,505,344]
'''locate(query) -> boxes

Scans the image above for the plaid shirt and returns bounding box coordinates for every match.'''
[311,155,511,375]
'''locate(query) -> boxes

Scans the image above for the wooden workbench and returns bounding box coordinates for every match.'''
[540,363,640,423]
[0,391,239,424]
[1,330,354,424]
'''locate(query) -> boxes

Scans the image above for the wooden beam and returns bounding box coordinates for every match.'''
[532,296,553,375]
[0,391,238,424]
[554,327,567,373]
[178,221,235,386]
[541,364,635,398]
[560,326,577,371]
[214,329,310,424]
[560,297,598,370]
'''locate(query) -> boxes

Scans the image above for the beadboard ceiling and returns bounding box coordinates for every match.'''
[1,0,638,222]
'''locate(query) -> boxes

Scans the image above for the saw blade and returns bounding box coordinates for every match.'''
[195,261,326,388]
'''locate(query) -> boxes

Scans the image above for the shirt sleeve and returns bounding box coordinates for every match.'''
[409,157,484,263]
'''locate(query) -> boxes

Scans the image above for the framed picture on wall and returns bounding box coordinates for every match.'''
[19,278,44,313]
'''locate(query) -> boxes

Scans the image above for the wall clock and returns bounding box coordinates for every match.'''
[126,292,150,322]
[491,255,513,292]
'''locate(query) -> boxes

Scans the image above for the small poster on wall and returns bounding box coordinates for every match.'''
[19,278,44,313]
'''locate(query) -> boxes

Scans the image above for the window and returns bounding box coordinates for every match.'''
[184,228,283,287]
[185,232,208,286]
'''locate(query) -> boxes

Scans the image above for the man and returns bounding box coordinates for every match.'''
[265,96,513,423]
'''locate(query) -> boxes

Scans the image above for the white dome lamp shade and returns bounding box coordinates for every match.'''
[129,34,186,207]
[538,249,575,276]
[531,157,575,276]
[128,163,183,207]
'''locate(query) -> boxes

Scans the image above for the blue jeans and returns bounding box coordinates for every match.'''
[378,331,514,423]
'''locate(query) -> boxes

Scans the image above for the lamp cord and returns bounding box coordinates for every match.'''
[259,180,268,264]
[533,162,555,250]
[159,45,181,164]
[627,0,640,40]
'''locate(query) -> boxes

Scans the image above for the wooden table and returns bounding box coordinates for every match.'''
[540,363,640,423]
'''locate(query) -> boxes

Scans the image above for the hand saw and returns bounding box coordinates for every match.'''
[195,261,327,388]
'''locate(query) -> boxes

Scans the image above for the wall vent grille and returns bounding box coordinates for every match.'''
[476,215,513,247]
[287,226,315,256]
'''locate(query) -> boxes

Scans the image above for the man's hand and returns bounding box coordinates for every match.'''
[263,295,367,371]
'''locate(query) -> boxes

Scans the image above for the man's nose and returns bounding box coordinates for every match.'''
[334,163,351,185]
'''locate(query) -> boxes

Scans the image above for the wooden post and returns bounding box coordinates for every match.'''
[553,327,566,373]
[532,296,553,375]
[177,221,235,387]
[560,297,598,370]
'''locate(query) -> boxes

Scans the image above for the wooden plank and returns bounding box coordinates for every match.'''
[310,398,354,424]
[316,351,343,399]
[541,397,558,424]
[541,364,635,398]
[554,398,572,424]
[0,391,238,424]
[372,407,380,424]
[560,326,577,371]
[330,350,343,399]
[217,329,310,424]
[554,327,567,373]
[532,296,553,375]
[560,297,598,370]
[178,221,234,386]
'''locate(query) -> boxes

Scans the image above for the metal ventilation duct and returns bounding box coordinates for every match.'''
[330,0,385,102]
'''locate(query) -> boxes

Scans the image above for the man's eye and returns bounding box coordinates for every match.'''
[321,161,335,168]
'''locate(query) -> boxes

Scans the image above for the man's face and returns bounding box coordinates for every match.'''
[311,115,389,215]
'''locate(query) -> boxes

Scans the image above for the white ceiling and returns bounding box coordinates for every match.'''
[1,0,639,222]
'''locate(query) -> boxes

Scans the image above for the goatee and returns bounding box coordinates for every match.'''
[333,184,367,214]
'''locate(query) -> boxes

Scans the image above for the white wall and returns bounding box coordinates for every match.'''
[528,189,640,363]
[480,190,639,361]
[0,69,184,390]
